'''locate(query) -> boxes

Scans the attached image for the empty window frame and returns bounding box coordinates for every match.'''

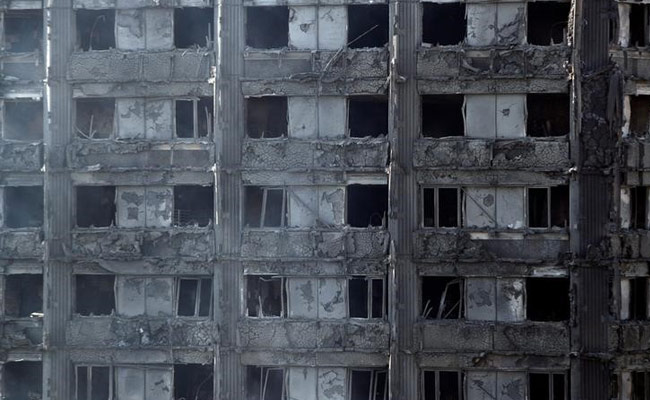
[349,369,388,400]
[5,361,43,400]
[632,371,650,400]
[422,4,466,46]
[421,95,464,138]
[174,364,214,400]
[177,278,212,317]
[422,187,462,228]
[4,186,44,228]
[76,9,115,51]
[348,96,388,138]
[246,7,289,49]
[3,100,43,141]
[76,275,116,316]
[173,185,214,227]
[630,4,650,48]
[347,184,389,228]
[622,277,648,321]
[247,275,287,318]
[246,366,287,400]
[529,372,567,400]
[244,186,287,228]
[526,278,570,321]
[5,274,43,318]
[349,276,385,318]
[75,99,115,139]
[348,5,389,48]
[174,8,214,48]
[175,98,213,139]
[422,370,464,400]
[527,94,570,137]
[629,96,650,136]
[246,97,288,138]
[421,277,464,319]
[527,186,569,229]
[527,3,570,46]
[630,187,649,229]
[76,186,116,228]
[5,10,43,52]
[76,365,111,400]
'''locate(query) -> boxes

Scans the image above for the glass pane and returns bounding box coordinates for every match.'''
[177,279,198,316]
[198,279,212,317]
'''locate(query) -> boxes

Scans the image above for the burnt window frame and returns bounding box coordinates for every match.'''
[347,95,389,138]
[246,366,288,400]
[245,275,288,318]
[75,365,113,400]
[75,9,116,51]
[526,186,569,229]
[421,186,463,228]
[528,371,568,400]
[526,2,570,46]
[348,368,389,400]
[176,277,213,318]
[630,370,650,400]
[245,6,290,49]
[245,96,288,139]
[628,186,649,230]
[525,277,571,322]
[3,273,44,318]
[75,185,117,228]
[421,369,465,400]
[1,99,44,142]
[74,274,116,316]
[421,276,465,320]
[74,98,116,140]
[622,276,649,321]
[173,7,214,49]
[3,9,44,53]
[421,3,467,46]
[2,185,44,228]
[348,275,386,319]
[244,186,287,228]
[172,185,215,227]
[174,98,213,140]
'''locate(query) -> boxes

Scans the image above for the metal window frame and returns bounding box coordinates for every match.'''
[348,276,386,319]
[421,370,463,400]
[246,275,287,318]
[176,277,213,318]
[526,186,551,229]
[260,187,286,228]
[259,366,287,400]
[528,371,568,400]
[348,368,389,400]
[174,98,213,139]
[421,186,462,228]
[75,365,113,400]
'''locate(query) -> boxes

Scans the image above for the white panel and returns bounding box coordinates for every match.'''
[496,3,525,45]
[467,4,496,46]
[465,187,496,228]
[145,277,173,316]
[623,96,631,137]
[117,99,145,139]
[145,100,173,140]
[288,97,318,139]
[319,186,345,226]
[496,278,524,322]
[318,97,346,138]
[145,368,173,400]
[146,9,173,50]
[621,187,631,229]
[621,278,630,320]
[289,7,317,49]
[618,4,631,48]
[496,187,524,229]
[289,367,318,400]
[497,372,526,400]
[116,10,145,51]
[621,371,633,400]
[318,6,347,50]
[116,187,145,228]
[145,186,172,228]
[496,94,525,138]
[465,95,496,138]
[466,278,496,321]
[288,187,318,227]
[318,278,346,318]
[467,371,497,400]
[317,368,346,400]
[288,278,318,318]
[0,187,4,227]
[117,367,145,400]
[116,276,145,317]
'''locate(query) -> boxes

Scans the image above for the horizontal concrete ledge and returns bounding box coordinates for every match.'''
[418,353,570,370]
[68,348,212,364]
[243,259,387,276]
[72,259,213,275]
[418,78,569,94]
[416,169,569,186]
[73,0,212,9]
[0,142,43,172]
[0,0,43,9]
[72,82,212,98]
[241,350,388,367]
[0,230,44,260]
[242,78,387,96]
[418,263,568,278]
[70,170,213,185]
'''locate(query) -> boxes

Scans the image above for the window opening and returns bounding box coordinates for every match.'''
[349,369,388,400]
[348,96,388,138]
[527,94,570,137]
[526,278,570,321]
[174,364,214,400]
[175,98,213,139]
[629,96,650,136]
[528,186,569,229]
[348,5,389,48]
[76,275,115,316]
[421,277,464,319]
[630,187,649,229]
[76,9,115,51]
[422,4,466,46]
[347,184,388,228]
[422,370,464,400]
[422,187,461,228]
[177,278,212,317]
[246,97,288,138]
[173,185,214,227]
[4,186,43,228]
[75,99,115,139]
[76,186,116,228]
[246,7,289,49]
[244,186,287,228]
[630,4,649,47]
[5,361,42,400]
[246,366,287,400]
[76,365,111,400]
[349,276,385,318]
[421,95,464,138]
[626,277,648,321]
[4,10,43,52]
[632,371,650,400]
[529,372,567,400]
[247,275,287,317]
[527,3,570,45]
[5,274,43,318]
[4,100,43,141]
[174,8,213,48]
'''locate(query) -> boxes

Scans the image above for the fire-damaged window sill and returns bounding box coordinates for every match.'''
[417,229,568,241]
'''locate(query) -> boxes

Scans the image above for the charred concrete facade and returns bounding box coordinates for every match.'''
[0,0,647,399]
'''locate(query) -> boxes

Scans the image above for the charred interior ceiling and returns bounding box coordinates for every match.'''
[0,0,648,399]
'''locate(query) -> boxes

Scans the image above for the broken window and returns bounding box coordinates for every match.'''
[76,275,115,316]
[421,95,464,138]
[422,4,466,46]
[527,186,569,229]
[422,187,462,228]
[529,372,567,400]
[629,96,650,136]
[347,184,388,228]
[174,364,213,400]
[622,277,648,321]
[349,369,388,400]
[76,365,111,400]
[348,5,389,48]
[177,278,212,317]
[4,186,43,228]
[527,94,570,137]
[630,187,649,229]
[3,100,43,141]
[526,278,570,321]
[246,7,289,49]
[348,96,388,138]
[246,97,287,139]
[173,185,214,227]
[630,4,650,47]
[422,370,464,400]
[349,276,385,318]
[76,9,115,51]
[174,8,213,48]
[527,3,570,45]
[175,98,213,139]
[5,361,42,400]
[244,186,286,228]
[5,274,43,318]
[632,371,650,400]
[246,366,287,400]
[246,275,286,317]
[76,186,116,228]
[5,10,43,52]
[75,99,115,139]
[421,277,464,319]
